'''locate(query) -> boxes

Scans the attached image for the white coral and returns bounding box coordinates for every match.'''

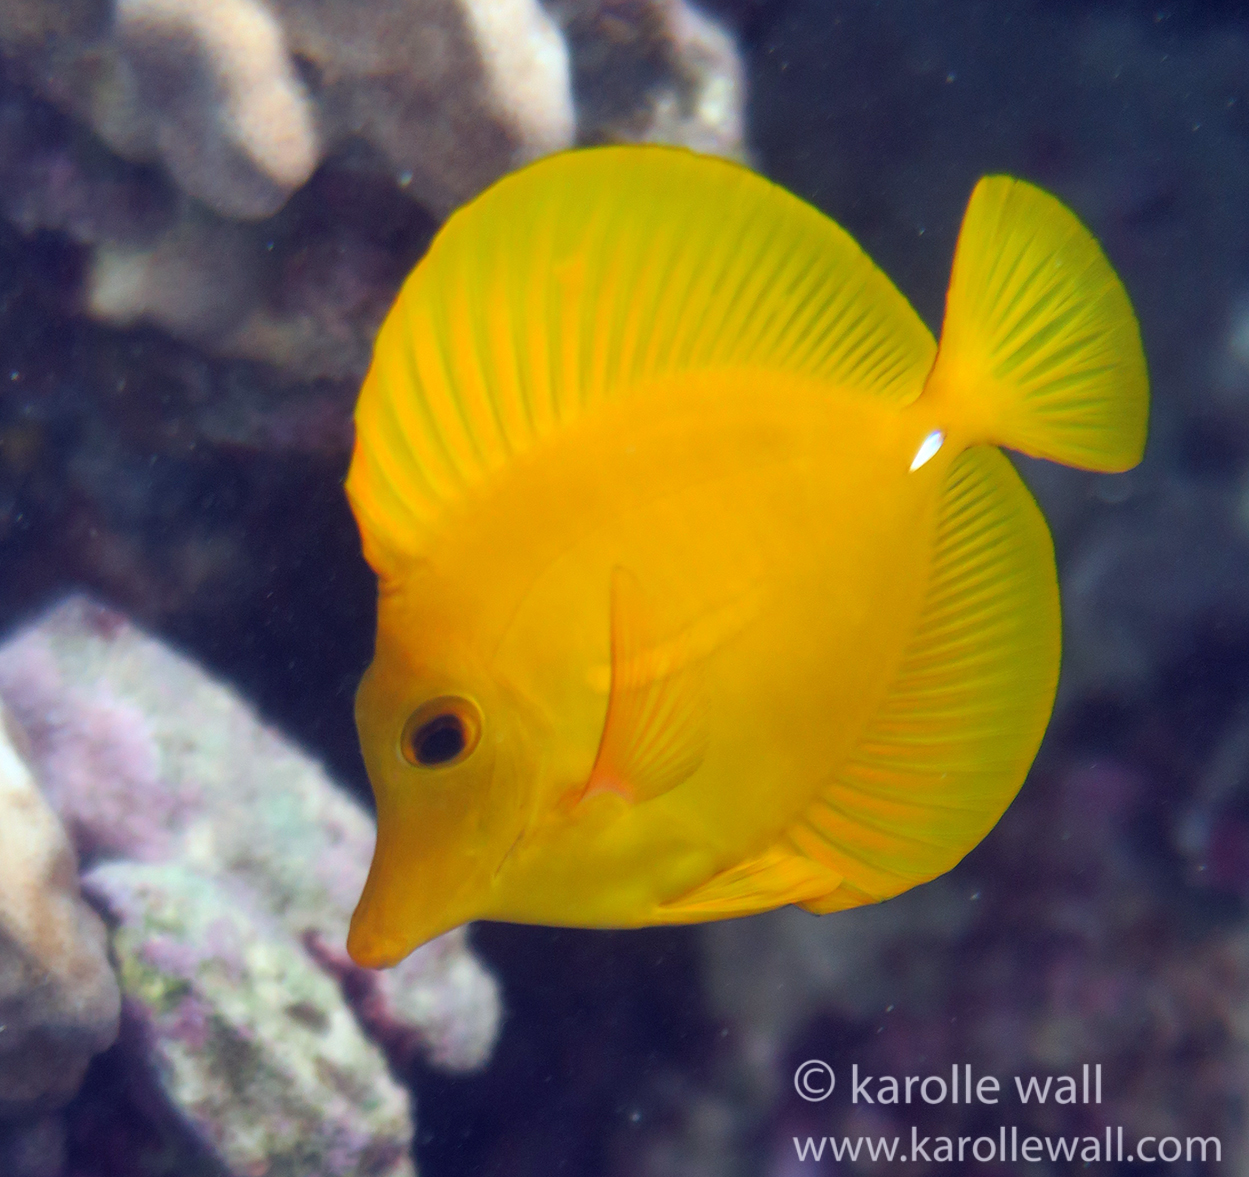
[116,0,320,218]
[0,705,120,1111]
[461,0,576,158]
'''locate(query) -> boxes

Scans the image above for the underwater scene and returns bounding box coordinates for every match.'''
[0,0,1244,1174]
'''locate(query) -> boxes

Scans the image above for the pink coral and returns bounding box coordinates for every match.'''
[0,596,500,1078]
[0,617,199,864]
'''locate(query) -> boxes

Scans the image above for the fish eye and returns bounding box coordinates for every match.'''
[400,696,482,769]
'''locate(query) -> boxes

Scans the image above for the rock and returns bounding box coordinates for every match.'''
[6,0,573,225]
[2,0,577,221]
[553,0,745,157]
[86,206,262,346]
[87,859,414,1177]
[0,0,749,702]
[272,0,576,216]
[113,0,321,220]
[0,595,501,1073]
[0,0,746,380]
[0,699,120,1115]
[643,0,745,156]
[0,596,503,1174]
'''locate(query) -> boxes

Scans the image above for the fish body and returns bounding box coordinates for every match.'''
[345,147,1148,967]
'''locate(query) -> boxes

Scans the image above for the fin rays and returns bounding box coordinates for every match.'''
[655,448,1061,922]
[789,447,1060,910]
[348,146,937,577]
[924,175,1148,472]
[583,569,710,806]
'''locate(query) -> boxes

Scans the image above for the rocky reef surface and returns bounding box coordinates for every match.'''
[0,0,741,381]
[0,597,501,1176]
[0,3,746,1172]
[0,0,747,802]
[0,699,118,1177]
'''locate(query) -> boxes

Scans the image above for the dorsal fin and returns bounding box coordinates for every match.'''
[581,568,709,805]
[347,146,937,578]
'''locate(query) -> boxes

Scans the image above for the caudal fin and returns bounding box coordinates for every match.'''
[925,176,1148,472]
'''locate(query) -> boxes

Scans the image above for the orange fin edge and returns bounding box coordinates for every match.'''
[582,567,709,805]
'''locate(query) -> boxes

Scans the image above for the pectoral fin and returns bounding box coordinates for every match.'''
[582,568,710,805]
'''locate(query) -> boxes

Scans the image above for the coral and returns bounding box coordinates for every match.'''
[86,209,262,347]
[88,859,414,1177]
[0,0,744,380]
[112,0,320,220]
[0,0,574,377]
[0,2,749,704]
[9,0,572,224]
[552,0,744,156]
[645,0,744,156]
[0,596,502,1174]
[6,2,1249,1174]
[0,700,120,1115]
[0,596,501,1072]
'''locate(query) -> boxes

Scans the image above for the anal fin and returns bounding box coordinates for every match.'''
[582,568,710,805]
[659,843,842,919]
[787,445,1061,911]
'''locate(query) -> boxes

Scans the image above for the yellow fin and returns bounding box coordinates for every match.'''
[583,568,709,805]
[786,446,1060,911]
[658,843,842,919]
[585,589,760,695]
[925,176,1148,472]
[348,146,937,577]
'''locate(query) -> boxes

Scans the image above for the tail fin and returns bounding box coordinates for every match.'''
[925,176,1148,472]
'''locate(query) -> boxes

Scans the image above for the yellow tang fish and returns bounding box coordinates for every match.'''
[344,146,1147,968]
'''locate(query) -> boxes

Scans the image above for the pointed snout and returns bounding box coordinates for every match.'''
[346,820,487,968]
[347,878,468,968]
[346,895,424,969]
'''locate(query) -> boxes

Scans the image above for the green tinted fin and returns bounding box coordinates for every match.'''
[348,146,937,577]
[786,446,1060,911]
[581,568,709,805]
[926,175,1148,472]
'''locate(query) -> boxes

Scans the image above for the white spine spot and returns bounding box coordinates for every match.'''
[909,430,945,472]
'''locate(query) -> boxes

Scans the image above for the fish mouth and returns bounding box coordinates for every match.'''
[346,918,416,970]
[346,821,493,967]
[347,884,468,967]
[347,837,524,966]
[346,874,420,967]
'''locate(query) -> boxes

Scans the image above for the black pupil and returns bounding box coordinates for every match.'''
[415,714,466,765]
